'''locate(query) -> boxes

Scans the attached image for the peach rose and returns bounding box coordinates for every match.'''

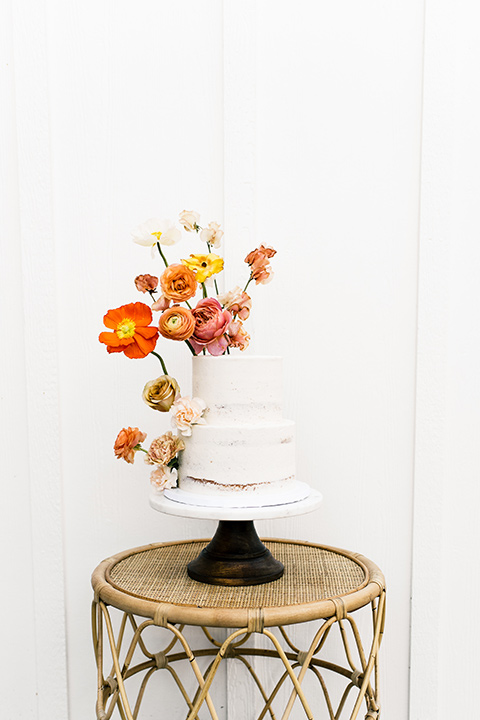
[113,427,147,464]
[134,274,158,293]
[190,298,232,356]
[170,396,207,436]
[145,431,185,465]
[142,375,180,412]
[217,286,252,320]
[160,263,198,302]
[158,305,196,341]
[150,465,177,491]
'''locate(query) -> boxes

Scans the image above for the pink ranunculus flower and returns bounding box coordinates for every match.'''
[190,298,232,356]
[227,319,250,351]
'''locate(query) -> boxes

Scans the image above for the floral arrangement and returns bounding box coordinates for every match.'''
[100,210,276,491]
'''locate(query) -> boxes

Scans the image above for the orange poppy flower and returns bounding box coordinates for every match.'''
[99,302,159,358]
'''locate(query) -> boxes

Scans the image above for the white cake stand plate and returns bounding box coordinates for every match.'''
[149,486,323,521]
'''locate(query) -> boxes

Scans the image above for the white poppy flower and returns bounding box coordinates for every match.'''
[131,218,181,248]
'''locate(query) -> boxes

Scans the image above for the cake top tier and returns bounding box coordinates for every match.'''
[192,355,283,424]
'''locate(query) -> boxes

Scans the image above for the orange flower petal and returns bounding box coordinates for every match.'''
[135,326,159,340]
[133,331,158,356]
[103,302,153,330]
[123,341,149,359]
[126,301,153,326]
[103,307,127,329]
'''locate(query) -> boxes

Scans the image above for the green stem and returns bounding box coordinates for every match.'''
[156,242,169,267]
[150,351,168,375]
[134,445,148,453]
[206,241,220,295]
[184,339,197,356]
[202,283,207,298]
[243,275,253,293]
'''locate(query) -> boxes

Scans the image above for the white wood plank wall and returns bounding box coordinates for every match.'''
[2,1,479,719]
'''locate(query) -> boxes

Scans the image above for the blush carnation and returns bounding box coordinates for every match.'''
[150,465,177,491]
[145,431,185,465]
[170,396,207,436]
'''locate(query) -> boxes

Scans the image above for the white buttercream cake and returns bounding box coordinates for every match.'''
[164,355,311,508]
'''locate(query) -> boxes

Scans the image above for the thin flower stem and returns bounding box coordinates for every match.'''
[206,241,220,294]
[184,339,196,356]
[134,446,148,454]
[150,351,168,375]
[156,242,169,268]
[243,275,253,293]
[202,283,207,298]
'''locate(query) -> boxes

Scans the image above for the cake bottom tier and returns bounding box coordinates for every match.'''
[171,420,302,509]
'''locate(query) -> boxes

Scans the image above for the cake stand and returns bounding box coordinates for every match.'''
[150,485,322,586]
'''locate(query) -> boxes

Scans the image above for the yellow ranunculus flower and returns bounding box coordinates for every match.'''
[181,253,224,284]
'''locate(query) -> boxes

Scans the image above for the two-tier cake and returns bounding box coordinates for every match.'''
[164,355,310,509]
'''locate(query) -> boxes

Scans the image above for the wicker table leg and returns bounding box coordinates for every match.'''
[91,593,385,720]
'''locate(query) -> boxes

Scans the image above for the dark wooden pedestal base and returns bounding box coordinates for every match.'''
[187,520,284,586]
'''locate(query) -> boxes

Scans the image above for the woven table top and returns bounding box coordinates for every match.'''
[92,539,385,628]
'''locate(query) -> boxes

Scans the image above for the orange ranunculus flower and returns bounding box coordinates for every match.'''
[114,427,147,464]
[158,305,195,341]
[160,263,198,302]
[99,302,159,358]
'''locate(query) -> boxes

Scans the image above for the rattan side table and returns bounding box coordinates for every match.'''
[91,539,386,720]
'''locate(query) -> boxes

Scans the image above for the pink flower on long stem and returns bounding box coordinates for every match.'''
[190,298,232,355]
[245,245,276,285]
